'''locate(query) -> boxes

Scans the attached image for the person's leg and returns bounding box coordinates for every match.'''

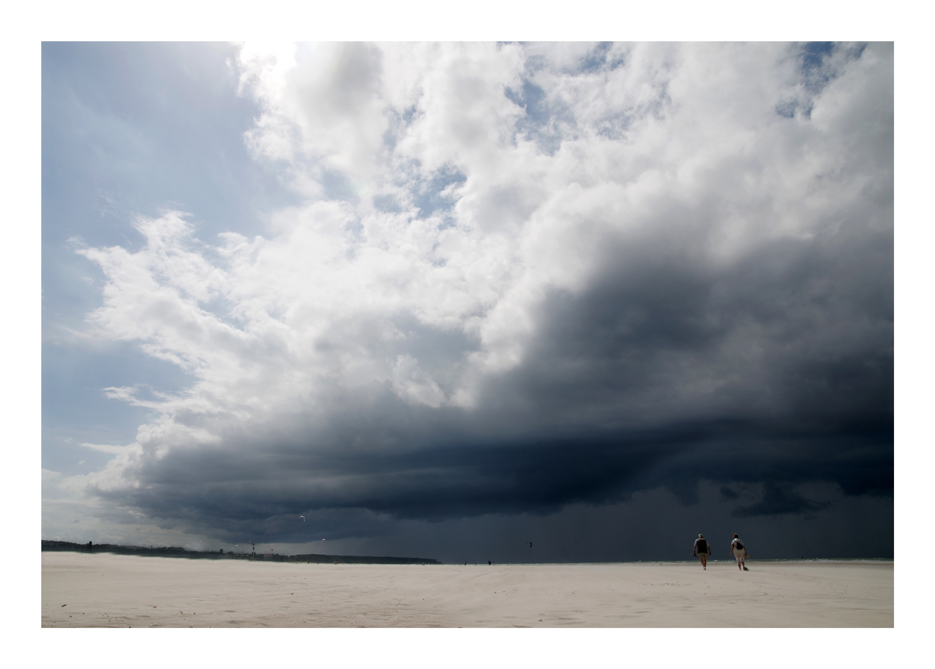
[701,553,707,569]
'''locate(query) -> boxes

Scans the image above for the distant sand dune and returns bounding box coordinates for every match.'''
[42,553,893,628]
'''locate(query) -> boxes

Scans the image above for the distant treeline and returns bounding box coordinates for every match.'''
[41,540,440,565]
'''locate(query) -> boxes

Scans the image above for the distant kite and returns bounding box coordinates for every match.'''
[299,516,305,521]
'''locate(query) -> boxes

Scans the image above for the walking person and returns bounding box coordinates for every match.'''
[730,534,748,571]
[693,534,711,570]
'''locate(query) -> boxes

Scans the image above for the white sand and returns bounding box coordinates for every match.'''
[41,553,892,627]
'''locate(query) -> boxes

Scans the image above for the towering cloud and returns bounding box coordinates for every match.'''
[68,43,892,551]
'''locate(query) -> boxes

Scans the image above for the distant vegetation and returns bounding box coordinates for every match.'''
[41,540,440,565]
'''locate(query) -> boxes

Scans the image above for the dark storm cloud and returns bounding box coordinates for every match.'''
[732,483,830,517]
[91,371,891,545]
[87,173,893,542]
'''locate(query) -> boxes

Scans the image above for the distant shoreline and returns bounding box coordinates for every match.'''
[41,540,440,565]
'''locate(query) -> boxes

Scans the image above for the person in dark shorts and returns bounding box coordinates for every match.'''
[693,534,711,569]
[730,534,748,571]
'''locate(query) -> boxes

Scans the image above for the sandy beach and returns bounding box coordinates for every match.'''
[41,553,892,627]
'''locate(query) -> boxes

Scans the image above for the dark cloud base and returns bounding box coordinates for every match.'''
[94,416,891,547]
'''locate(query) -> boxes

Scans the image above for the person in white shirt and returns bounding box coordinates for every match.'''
[730,534,748,571]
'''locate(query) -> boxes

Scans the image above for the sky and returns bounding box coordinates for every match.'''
[41,41,894,564]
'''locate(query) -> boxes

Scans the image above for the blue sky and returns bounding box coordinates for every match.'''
[42,43,300,479]
[41,42,894,563]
